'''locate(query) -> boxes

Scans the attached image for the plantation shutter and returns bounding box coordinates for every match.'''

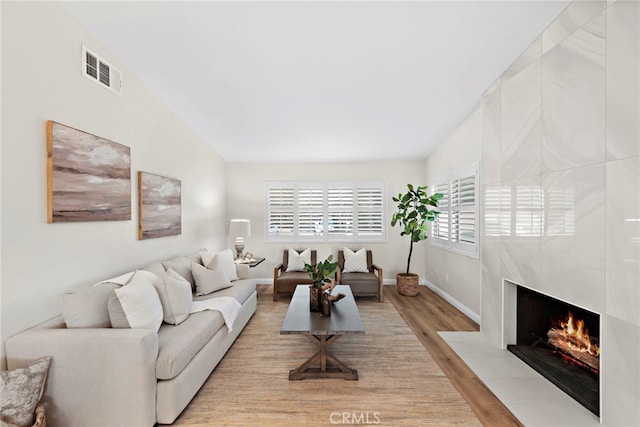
[327,187,353,236]
[356,186,384,237]
[432,183,450,241]
[298,186,324,237]
[451,175,476,245]
[266,185,295,237]
[265,182,385,242]
[429,164,479,258]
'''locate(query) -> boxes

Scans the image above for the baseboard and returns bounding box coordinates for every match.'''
[258,277,480,324]
[422,279,480,325]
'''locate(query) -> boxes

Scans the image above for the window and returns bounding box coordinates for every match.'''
[266,182,385,242]
[429,164,479,258]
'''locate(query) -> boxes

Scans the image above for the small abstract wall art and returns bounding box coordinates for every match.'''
[138,171,182,240]
[47,120,131,222]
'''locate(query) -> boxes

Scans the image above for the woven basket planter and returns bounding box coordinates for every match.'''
[396,273,419,296]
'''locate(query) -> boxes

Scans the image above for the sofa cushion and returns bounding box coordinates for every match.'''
[108,270,163,331]
[161,257,194,287]
[154,269,192,325]
[193,279,256,305]
[191,262,232,296]
[156,310,225,380]
[61,271,136,329]
[142,262,165,278]
[340,272,379,293]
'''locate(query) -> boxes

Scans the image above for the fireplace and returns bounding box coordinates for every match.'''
[507,285,600,417]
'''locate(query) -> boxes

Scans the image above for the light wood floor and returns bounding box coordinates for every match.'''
[260,283,523,426]
[384,285,523,427]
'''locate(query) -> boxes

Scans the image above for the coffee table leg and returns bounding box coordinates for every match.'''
[288,334,358,380]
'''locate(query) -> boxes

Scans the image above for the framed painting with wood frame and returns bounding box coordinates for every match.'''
[138,171,182,240]
[47,120,131,222]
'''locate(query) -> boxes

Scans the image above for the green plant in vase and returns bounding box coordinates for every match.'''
[304,255,338,312]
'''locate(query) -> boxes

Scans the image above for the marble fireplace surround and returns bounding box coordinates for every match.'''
[477,0,639,425]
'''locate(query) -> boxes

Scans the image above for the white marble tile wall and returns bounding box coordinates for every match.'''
[501,176,543,291]
[540,163,606,313]
[481,85,501,186]
[606,157,640,327]
[606,0,640,160]
[481,185,503,346]
[501,60,542,181]
[542,11,606,173]
[601,315,640,426]
[478,1,640,424]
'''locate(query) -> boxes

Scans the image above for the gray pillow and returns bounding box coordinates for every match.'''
[0,356,52,427]
[155,269,193,325]
[62,282,120,328]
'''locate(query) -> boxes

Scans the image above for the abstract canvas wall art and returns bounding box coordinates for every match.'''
[138,171,182,239]
[47,121,131,222]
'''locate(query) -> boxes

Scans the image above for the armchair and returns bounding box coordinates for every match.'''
[273,249,317,301]
[336,249,383,302]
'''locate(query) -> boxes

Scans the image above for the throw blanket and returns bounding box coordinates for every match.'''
[191,297,241,332]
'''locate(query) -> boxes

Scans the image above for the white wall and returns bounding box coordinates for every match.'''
[423,108,482,317]
[0,2,227,364]
[225,161,427,282]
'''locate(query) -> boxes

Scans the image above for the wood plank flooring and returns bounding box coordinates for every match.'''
[384,285,523,427]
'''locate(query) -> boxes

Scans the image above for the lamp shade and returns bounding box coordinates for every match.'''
[229,219,251,238]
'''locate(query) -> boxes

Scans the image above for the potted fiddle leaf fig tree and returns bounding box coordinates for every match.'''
[391,184,442,296]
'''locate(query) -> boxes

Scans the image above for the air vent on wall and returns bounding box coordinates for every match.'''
[82,45,122,96]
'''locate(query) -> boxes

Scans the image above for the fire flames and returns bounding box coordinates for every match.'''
[547,312,600,374]
[552,312,600,356]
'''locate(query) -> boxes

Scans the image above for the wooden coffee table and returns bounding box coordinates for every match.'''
[280,284,365,380]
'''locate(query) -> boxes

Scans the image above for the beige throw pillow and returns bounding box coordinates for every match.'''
[192,262,233,296]
[204,249,238,282]
[343,247,369,273]
[155,269,193,325]
[62,282,120,328]
[108,270,163,331]
[286,248,310,272]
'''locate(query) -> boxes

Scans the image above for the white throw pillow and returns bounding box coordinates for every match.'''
[343,247,369,273]
[192,262,233,296]
[108,270,163,331]
[286,248,310,272]
[155,269,193,325]
[205,249,238,282]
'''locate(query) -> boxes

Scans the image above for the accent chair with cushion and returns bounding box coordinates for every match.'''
[336,248,383,302]
[273,249,317,301]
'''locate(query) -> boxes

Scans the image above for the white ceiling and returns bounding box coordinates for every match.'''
[61,1,569,163]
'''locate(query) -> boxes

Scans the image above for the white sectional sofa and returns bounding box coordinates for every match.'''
[5,249,257,427]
